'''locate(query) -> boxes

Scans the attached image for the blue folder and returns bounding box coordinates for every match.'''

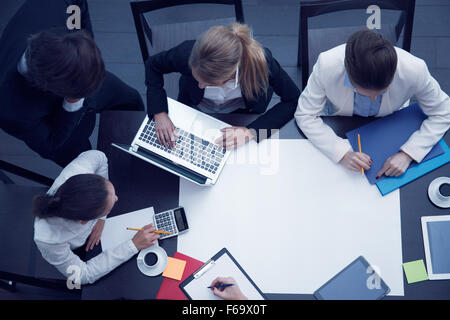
[376,139,449,195]
[346,103,445,186]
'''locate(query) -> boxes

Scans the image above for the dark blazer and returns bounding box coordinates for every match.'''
[145,40,300,140]
[0,0,91,159]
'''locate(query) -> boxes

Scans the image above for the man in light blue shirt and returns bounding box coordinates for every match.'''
[344,72,385,117]
[324,72,385,117]
[296,30,450,179]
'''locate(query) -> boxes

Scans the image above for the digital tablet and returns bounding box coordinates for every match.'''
[421,215,450,280]
[314,256,391,300]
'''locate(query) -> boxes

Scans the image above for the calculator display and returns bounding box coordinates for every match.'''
[174,208,188,231]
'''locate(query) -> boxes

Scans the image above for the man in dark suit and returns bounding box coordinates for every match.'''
[0,0,144,167]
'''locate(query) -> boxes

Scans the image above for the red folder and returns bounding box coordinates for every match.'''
[156,252,203,300]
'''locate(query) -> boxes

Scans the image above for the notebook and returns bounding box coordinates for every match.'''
[101,207,155,252]
[346,103,445,185]
[376,139,449,195]
[156,252,203,300]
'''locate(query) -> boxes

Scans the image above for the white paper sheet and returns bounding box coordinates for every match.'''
[178,139,404,295]
[184,252,265,300]
[101,207,155,252]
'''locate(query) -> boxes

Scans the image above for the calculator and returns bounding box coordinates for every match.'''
[153,206,189,240]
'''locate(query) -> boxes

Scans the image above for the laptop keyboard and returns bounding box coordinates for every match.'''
[138,119,226,175]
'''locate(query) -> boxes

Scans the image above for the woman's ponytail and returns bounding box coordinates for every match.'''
[32,195,62,218]
[31,174,110,221]
[229,23,269,101]
[189,23,269,101]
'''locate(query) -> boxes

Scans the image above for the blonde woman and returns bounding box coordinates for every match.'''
[145,23,300,149]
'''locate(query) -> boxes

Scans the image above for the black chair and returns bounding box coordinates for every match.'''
[0,166,70,294]
[298,0,416,90]
[0,160,54,186]
[130,0,244,99]
[131,0,244,62]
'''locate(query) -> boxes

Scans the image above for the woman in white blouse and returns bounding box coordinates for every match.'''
[33,150,159,285]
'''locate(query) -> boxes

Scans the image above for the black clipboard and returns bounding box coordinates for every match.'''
[179,248,266,300]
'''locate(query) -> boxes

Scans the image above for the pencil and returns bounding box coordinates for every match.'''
[357,133,364,175]
[126,227,171,234]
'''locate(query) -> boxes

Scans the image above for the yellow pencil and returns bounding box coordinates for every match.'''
[357,133,364,175]
[126,227,171,234]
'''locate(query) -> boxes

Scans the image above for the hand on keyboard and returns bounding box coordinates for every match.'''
[215,126,256,150]
[154,112,178,149]
[139,120,226,175]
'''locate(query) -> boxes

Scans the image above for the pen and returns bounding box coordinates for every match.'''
[208,284,234,289]
[357,133,364,175]
[126,227,171,234]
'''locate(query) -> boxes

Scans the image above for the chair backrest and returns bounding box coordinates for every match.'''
[0,160,55,187]
[130,0,244,99]
[0,184,65,281]
[0,153,65,290]
[298,0,416,90]
[131,0,244,62]
[0,170,13,184]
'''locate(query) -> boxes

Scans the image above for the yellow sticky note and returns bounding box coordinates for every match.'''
[162,257,187,281]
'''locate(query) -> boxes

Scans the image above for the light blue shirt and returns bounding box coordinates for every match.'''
[344,73,384,117]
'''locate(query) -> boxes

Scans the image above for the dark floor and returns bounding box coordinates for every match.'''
[0,0,449,299]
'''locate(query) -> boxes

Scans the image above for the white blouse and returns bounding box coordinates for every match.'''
[34,150,138,285]
[203,80,242,105]
[198,66,245,113]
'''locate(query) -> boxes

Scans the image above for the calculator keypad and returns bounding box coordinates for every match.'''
[154,210,177,239]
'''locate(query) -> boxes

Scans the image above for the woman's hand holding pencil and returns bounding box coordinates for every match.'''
[130,224,160,251]
[127,227,171,234]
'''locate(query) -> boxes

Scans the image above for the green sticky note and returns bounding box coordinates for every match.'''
[403,260,429,284]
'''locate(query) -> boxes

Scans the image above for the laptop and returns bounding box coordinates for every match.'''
[112,98,231,186]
